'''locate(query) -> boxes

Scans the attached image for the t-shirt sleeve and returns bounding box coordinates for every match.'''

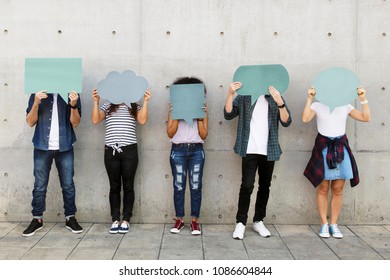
[100,102,111,115]
[346,104,354,114]
[310,102,319,112]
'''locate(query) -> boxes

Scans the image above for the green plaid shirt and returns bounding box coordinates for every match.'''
[224,95,292,161]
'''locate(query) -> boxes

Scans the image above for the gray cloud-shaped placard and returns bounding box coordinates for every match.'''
[97,70,148,106]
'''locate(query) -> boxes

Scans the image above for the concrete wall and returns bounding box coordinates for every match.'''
[0,0,389,224]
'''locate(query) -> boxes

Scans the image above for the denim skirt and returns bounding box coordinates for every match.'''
[322,146,353,180]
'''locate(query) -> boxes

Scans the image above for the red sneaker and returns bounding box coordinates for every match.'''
[170,219,184,233]
[190,221,201,235]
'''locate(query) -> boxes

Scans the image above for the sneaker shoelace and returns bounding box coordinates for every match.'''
[191,221,200,231]
[120,222,129,229]
[320,224,329,233]
[173,219,183,229]
[331,224,341,233]
[111,222,119,228]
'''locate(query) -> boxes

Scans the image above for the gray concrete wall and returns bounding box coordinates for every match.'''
[0,0,389,224]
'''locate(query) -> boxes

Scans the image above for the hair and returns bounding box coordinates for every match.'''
[172,76,207,95]
[108,103,138,118]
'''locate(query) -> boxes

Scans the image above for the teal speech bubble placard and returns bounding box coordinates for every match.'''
[170,84,206,125]
[313,67,360,111]
[24,58,82,102]
[233,64,289,104]
[97,70,148,106]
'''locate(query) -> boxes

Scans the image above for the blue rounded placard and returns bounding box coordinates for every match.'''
[313,67,360,111]
[233,64,289,104]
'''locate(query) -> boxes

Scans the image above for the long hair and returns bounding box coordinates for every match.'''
[107,103,138,118]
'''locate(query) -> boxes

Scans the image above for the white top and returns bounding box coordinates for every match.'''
[48,94,60,150]
[170,120,203,144]
[311,102,354,137]
[246,95,269,155]
[101,102,140,147]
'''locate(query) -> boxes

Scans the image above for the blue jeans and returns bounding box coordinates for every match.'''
[32,148,77,218]
[170,143,205,218]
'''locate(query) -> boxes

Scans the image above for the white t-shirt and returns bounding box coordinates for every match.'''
[246,95,269,155]
[311,102,354,137]
[48,94,60,150]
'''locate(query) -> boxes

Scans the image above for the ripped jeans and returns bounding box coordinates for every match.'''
[170,143,205,218]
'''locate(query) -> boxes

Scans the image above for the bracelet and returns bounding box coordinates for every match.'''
[278,103,285,109]
[69,103,78,109]
[360,100,368,105]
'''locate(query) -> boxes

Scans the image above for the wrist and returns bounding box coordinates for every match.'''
[69,103,78,109]
[278,103,285,109]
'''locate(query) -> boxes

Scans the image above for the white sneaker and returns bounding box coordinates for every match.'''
[233,222,246,240]
[253,221,271,237]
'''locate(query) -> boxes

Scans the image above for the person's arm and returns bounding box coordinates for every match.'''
[302,87,317,123]
[167,103,179,138]
[197,104,208,140]
[225,82,241,113]
[349,86,371,122]
[137,89,152,125]
[69,91,81,127]
[91,88,105,124]
[268,86,290,124]
[26,90,48,127]
[224,82,241,120]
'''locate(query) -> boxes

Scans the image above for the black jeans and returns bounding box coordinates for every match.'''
[236,154,275,225]
[104,144,138,222]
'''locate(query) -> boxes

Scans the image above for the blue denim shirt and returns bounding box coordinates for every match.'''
[26,94,81,152]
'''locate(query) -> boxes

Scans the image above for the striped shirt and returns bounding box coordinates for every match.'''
[101,102,140,148]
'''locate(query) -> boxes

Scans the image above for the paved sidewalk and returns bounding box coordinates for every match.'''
[0,222,389,260]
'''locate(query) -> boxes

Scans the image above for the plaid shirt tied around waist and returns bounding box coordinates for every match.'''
[304,133,359,188]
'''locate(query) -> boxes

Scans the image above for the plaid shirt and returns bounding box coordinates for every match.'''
[304,133,359,187]
[223,94,292,160]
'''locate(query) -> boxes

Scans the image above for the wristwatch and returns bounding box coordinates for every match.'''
[278,103,285,109]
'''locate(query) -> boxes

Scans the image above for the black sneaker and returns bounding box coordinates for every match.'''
[65,217,83,234]
[23,218,43,237]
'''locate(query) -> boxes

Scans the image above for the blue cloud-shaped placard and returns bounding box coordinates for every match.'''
[97,70,148,106]
[313,67,360,112]
[233,64,289,104]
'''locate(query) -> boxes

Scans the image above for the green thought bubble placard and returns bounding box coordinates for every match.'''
[233,64,289,104]
[170,84,205,126]
[313,67,360,111]
[24,58,82,101]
